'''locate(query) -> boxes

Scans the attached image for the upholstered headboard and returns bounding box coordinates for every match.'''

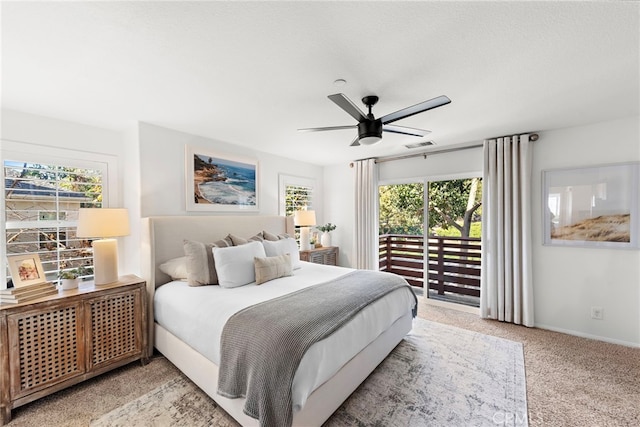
[140,215,294,354]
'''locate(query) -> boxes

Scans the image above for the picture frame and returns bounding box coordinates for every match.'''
[542,162,639,249]
[7,253,48,288]
[185,145,259,212]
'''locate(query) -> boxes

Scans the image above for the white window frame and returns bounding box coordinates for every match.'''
[278,174,316,217]
[2,140,118,289]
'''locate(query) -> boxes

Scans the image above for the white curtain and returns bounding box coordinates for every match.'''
[353,159,378,270]
[480,135,534,326]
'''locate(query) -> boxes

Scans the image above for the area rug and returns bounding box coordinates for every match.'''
[91,318,528,426]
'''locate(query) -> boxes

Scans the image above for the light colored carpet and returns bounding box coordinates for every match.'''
[91,318,527,427]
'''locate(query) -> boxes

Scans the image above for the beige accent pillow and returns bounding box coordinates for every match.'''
[254,254,292,285]
[183,236,233,286]
[262,230,280,241]
[159,256,188,281]
[229,232,264,246]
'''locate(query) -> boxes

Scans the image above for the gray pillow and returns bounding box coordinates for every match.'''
[262,230,291,241]
[183,236,233,286]
[229,232,264,246]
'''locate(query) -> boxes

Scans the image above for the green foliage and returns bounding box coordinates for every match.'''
[432,221,482,238]
[427,179,481,230]
[379,183,424,235]
[317,223,337,232]
[469,221,482,238]
[285,185,312,216]
[58,265,92,279]
[379,178,483,238]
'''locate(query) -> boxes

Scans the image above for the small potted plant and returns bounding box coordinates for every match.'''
[317,223,337,247]
[58,266,91,290]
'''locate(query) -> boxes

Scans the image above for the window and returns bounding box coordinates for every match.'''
[378,176,482,308]
[4,160,105,286]
[279,174,315,243]
[279,174,315,216]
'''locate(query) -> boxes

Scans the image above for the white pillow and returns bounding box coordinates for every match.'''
[262,238,301,270]
[159,256,188,281]
[213,240,266,288]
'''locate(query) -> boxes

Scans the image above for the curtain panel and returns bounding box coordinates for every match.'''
[481,135,534,326]
[353,159,379,270]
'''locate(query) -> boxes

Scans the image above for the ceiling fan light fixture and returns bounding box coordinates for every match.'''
[359,135,382,145]
[357,119,383,145]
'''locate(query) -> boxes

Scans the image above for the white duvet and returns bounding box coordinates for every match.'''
[153,261,416,413]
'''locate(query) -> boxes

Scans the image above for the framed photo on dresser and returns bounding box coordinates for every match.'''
[7,253,47,288]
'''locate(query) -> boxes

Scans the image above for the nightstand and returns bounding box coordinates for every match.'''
[300,246,339,266]
[0,275,147,425]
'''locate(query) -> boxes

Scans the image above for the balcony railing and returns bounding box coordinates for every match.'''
[379,234,481,306]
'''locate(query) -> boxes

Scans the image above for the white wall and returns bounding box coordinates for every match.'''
[138,122,324,219]
[531,116,640,346]
[323,163,354,267]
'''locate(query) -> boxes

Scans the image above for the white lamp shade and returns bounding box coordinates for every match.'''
[76,208,130,238]
[76,208,129,285]
[293,210,316,227]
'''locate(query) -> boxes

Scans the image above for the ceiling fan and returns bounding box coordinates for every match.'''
[299,93,451,146]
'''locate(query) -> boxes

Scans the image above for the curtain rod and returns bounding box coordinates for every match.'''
[349,133,539,167]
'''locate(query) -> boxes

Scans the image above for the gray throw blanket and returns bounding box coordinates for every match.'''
[217,270,417,427]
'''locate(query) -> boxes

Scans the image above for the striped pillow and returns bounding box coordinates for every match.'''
[183,236,233,286]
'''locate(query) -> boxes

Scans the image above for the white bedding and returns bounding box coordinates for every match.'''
[154,261,416,412]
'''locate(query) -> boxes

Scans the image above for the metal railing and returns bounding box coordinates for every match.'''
[379,234,481,305]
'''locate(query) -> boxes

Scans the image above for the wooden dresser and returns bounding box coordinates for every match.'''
[0,275,147,425]
[300,246,339,266]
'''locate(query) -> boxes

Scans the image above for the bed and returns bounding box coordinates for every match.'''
[141,215,416,426]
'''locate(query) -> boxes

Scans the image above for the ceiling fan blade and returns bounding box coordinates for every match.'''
[328,93,368,122]
[383,124,431,137]
[349,135,360,147]
[298,125,356,132]
[380,95,451,125]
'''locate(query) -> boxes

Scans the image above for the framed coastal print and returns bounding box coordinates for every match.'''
[542,162,639,249]
[186,146,259,212]
[7,253,47,288]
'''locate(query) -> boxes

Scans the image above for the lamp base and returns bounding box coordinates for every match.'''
[299,226,312,251]
[92,238,119,285]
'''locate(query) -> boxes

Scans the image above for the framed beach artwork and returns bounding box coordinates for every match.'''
[7,253,48,288]
[542,162,639,249]
[185,146,259,212]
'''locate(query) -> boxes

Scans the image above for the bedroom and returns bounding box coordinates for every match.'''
[1,1,639,426]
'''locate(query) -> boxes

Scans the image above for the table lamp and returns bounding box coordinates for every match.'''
[294,209,316,251]
[76,208,130,285]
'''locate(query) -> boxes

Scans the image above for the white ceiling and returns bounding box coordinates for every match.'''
[2,1,638,166]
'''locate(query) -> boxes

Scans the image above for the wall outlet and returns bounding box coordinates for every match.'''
[591,306,603,320]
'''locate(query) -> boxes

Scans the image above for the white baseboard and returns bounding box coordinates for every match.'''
[535,323,640,348]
